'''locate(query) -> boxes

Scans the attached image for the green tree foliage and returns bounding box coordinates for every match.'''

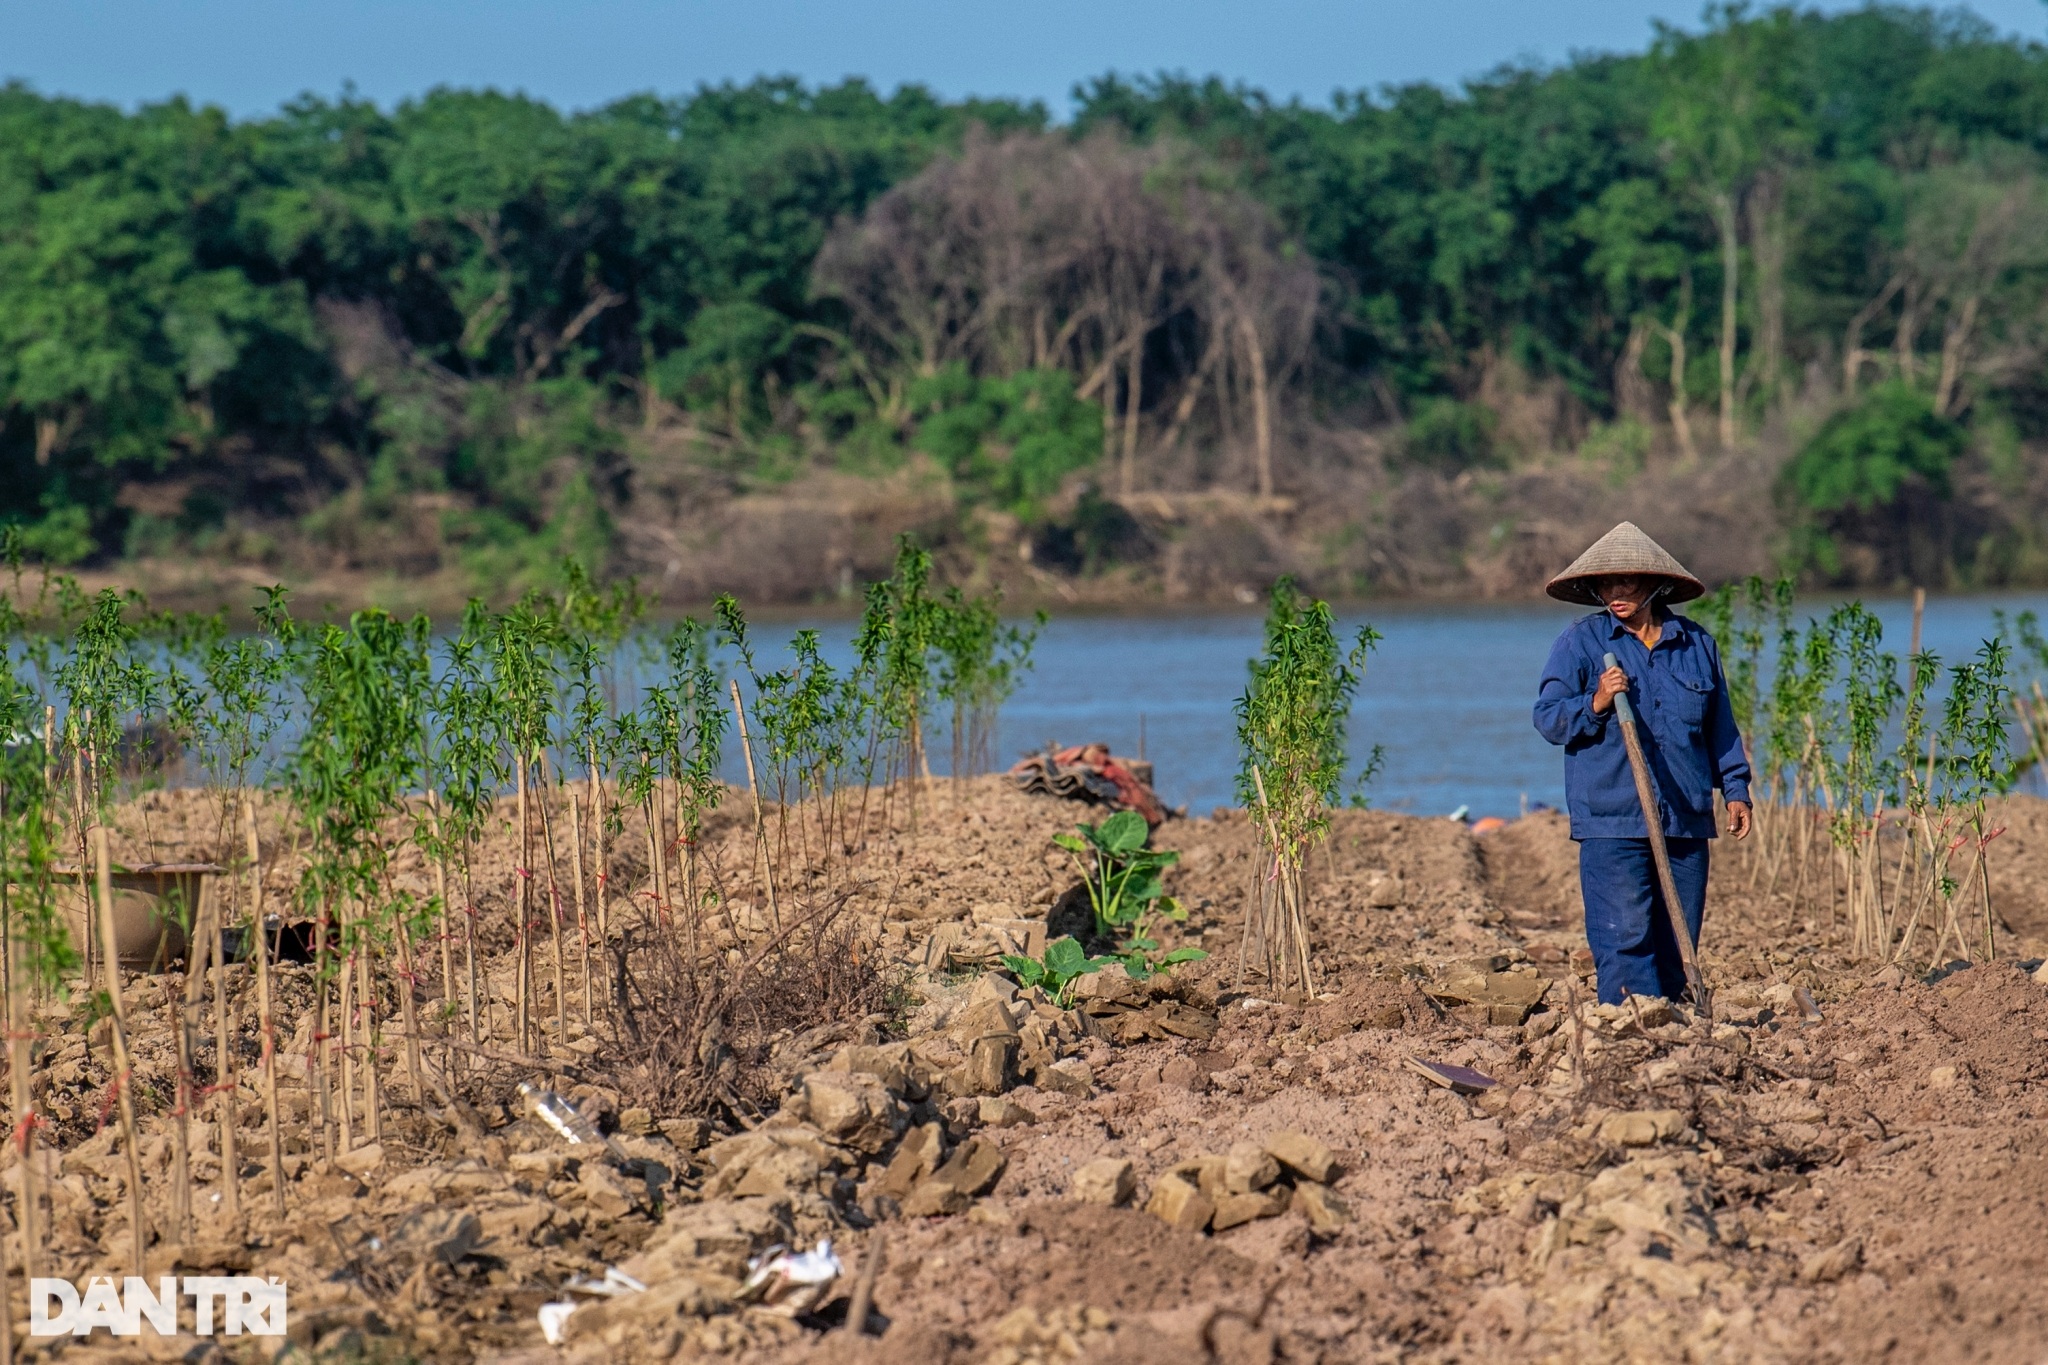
[1785,383,1967,515]
[3,7,2048,583]
[909,366,1103,514]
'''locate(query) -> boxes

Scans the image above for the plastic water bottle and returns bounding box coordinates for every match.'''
[517,1081,604,1146]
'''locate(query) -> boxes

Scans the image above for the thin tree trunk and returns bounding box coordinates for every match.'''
[1120,345,1142,498]
[1616,317,1653,422]
[1239,315,1274,498]
[1655,318,1697,462]
[1934,295,1981,417]
[1712,188,1740,451]
[92,827,149,1276]
[1895,281,1921,382]
[1746,172,1786,410]
[1842,271,1907,396]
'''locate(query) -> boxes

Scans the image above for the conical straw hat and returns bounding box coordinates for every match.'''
[1544,522,1705,606]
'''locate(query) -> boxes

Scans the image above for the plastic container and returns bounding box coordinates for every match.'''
[517,1081,605,1146]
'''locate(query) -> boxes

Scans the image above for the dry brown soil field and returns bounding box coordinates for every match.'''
[13,778,2048,1364]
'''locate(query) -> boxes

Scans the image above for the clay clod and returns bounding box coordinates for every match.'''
[1263,1130,1339,1184]
[1145,1172,1216,1232]
[1071,1157,1136,1207]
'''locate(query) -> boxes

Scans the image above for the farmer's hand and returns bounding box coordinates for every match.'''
[1590,664,1630,714]
[1726,800,1752,840]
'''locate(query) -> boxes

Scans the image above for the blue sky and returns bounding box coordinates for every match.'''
[4,0,2043,118]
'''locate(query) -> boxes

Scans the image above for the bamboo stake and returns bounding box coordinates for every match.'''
[70,730,93,986]
[244,798,285,1219]
[515,754,531,1054]
[91,826,148,1277]
[1235,838,1260,985]
[312,898,336,1162]
[337,936,356,1153]
[642,786,668,924]
[7,878,40,1283]
[462,859,481,1046]
[426,790,455,1012]
[390,907,425,1108]
[533,765,569,1039]
[568,787,592,1027]
[588,739,608,951]
[357,940,381,1144]
[730,681,781,930]
[842,1230,886,1338]
[212,871,240,1224]
[0,1162,14,1365]
[171,876,217,1242]
[1973,813,1997,962]
[516,753,532,1055]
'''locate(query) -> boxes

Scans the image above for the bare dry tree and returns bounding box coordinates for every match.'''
[813,128,1321,498]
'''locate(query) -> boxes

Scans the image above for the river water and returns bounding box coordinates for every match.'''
[143,589,2048,816]
[973,591,2048,820]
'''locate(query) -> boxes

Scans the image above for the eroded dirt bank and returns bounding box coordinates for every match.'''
[13,780,2048,1364]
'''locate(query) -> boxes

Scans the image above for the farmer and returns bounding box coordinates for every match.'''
[1533,522,1752,1004]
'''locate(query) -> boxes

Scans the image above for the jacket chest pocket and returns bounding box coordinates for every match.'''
[1668,674,1713,728]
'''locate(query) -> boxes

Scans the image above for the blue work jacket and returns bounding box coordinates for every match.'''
[1533,610,1752,841]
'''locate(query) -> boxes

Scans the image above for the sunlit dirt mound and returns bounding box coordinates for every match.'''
[9,781,2046,1363]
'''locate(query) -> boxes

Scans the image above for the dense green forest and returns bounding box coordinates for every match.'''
[4,4,2048,601]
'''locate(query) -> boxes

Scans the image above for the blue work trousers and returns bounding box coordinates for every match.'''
[1579,836,1708,1004]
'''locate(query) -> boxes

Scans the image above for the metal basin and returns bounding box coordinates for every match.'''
[48,864,218,972]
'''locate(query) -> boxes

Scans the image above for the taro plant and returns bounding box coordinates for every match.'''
[1050,808,1204,979]
[1001,936,1115,1006]
[1053,809,1177,939]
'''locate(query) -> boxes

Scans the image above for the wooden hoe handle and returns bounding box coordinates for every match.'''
[1604,651,1711,1017]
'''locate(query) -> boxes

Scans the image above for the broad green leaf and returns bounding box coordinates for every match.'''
[1050,832,1088,853]
[1159,947,1208,965]
[1099,809,1148,853]
[1043,936,1087,974]
[1000,953,1045,985]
